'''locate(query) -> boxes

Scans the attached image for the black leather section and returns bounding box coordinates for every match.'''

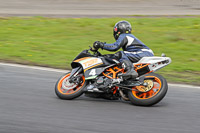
[114,51,122,60]
[127,56,141,63]
[119,37,128,49]
[122,37,145,50]
[132,43,145,49]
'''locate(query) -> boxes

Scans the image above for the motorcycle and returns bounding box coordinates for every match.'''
[55,46,171,106]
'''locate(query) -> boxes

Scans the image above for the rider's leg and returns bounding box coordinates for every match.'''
[120,50,154,80]
[121,60,138,80]
[114,51,138,80]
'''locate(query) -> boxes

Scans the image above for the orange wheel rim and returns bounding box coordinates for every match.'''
[132,76,162,99]
[57,73,85,95]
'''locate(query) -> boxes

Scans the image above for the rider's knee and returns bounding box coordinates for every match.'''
[114,51,122,60]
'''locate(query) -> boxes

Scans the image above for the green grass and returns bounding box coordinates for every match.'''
[0,17,200,85]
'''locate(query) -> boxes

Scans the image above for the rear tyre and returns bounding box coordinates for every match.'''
[55,72,87,100]
[128,73,168,106]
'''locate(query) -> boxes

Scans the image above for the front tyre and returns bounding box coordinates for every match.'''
[128,73,168,106]
[55,72,87,100]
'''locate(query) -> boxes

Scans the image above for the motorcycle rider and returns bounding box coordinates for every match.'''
[93,20,154,80]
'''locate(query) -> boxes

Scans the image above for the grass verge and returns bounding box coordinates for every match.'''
[0,17,199,85]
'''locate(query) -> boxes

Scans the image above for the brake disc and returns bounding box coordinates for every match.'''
[62,78,78,90]
[136,79,154,92]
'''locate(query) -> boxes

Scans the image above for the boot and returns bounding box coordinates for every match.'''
[121,60,138,80]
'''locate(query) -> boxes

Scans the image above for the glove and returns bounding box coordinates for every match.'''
[93,41,105,50]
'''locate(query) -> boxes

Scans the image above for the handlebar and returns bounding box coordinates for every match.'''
[89,46,102,56]
[89,46,97,52]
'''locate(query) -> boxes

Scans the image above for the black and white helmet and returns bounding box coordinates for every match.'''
[113,20,132,40]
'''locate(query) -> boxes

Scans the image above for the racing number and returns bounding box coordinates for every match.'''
[89,69,96,76]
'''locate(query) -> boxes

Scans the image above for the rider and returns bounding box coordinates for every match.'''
[93,20,154,80]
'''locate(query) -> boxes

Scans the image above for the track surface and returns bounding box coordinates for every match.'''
[0,0,200,17]
[1,1,200,132]
[0,63,200,133]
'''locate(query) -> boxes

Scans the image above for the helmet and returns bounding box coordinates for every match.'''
[113,21,132,40]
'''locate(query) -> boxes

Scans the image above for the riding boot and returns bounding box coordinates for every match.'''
[121,60,138,80]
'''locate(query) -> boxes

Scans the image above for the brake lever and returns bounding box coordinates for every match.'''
[89,46,97,52]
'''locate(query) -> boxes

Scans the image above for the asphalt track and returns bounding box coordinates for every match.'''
[0,0,200,17]
[1,1,200,132]
[0,63,200,133]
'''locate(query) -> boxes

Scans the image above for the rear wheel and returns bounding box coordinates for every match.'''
[128,73,168,106]
[55,72,87,100]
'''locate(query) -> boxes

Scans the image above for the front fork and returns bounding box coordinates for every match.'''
[68,67,83,84]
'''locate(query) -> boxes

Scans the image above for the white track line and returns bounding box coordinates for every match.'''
[168,84,200,89]
[0,62,68,73]
[0,62,200,89]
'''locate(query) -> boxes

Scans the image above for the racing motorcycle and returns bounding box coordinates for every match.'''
[55,46,171,106]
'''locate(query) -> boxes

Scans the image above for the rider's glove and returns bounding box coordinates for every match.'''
[93,41,105,50]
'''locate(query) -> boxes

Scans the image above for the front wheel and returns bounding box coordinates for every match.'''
[55,72,87,100]
[128,73,168,106]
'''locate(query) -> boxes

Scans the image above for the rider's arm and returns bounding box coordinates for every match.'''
[103,34,128,51]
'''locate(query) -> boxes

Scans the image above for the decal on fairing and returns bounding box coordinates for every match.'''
[84,67,105,80]
[77,57,103,71]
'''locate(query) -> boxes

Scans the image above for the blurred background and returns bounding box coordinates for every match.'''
[1,1,200,133]
[0,0,200,85]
